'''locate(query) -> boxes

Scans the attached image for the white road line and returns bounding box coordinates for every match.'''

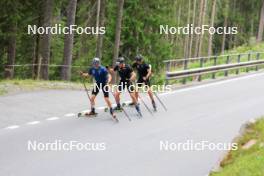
[97,107,105,110]
[124,100,131,104]
[81,110,89,113]
[5,125,20,129]
[161,72,264,96]
[46,117,60,121]
[26,121,40,125]
[64,113,75,117]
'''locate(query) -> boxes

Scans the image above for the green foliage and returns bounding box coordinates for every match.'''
[0,0,263,81]
[210,118,264,176]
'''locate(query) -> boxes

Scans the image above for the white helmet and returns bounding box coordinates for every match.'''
[92,57,100,65]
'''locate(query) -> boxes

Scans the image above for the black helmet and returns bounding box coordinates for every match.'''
[135,55,143,61]
[118,57,125,64]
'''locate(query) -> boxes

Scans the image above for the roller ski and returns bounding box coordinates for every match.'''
[104,106,123,113]
[122,101,138,107]
[78,110,98,118]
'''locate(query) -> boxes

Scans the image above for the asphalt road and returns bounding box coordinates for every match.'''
[1,72,264,176]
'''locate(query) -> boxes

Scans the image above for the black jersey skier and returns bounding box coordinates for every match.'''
[113,57,142,116]
[80,57,117,119]
[132,55,157,111]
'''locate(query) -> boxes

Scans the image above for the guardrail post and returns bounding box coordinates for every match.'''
[182,59,188,84]
[224,55,230,77]
[256,53,260,71]
[165,62,170,72]
[198,58,204,82]
[236,54,241,75]
[246,53,251,72]
[212,56,217,79]
[165,62,170,85]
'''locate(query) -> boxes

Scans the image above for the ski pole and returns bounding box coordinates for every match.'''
[132,81,153,115]
[153,92,167,111]
[137,93,153,116]
[81,77,91,102]
[109,86,132,122]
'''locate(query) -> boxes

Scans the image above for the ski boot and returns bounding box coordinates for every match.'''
[109,107,119,122]
[135,103,142,117]
[114,104,123,112]
[79,108,98,117]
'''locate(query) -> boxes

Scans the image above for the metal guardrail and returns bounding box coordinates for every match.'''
[164,52,264,84]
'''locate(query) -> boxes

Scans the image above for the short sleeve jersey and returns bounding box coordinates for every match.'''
[114,65,133,81]
[88,66,108,84]
[132,62,150,79]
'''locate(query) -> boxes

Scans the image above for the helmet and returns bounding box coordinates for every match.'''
[118,57,125,64]
[135,55,143,61]
[92,57,100,65]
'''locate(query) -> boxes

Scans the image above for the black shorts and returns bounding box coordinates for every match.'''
[137,78,150,87]
[92,83,109,97]
[117,81,134,93]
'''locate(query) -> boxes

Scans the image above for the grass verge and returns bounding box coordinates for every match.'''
[210,118,264,176]
[0,79,85,96]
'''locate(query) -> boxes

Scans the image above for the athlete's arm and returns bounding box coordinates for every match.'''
[108,68,115,74]
[144,64,152,80]
[79,71,89,78]
[107,73,112,84]
[130,71,136,82]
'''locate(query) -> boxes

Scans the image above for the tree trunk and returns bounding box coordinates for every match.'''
[188,0,197,58]
[194,0,204,57]
[208,0,217,56]
[39,0,53,80]
[61,0,77,80]
[175,6,181,47]
[257,0,264,43]
[112,0,124,67]
[32,34,37,79]
[96,0,105,58]
[184,0,191,58]
[4,23,17,79]
[198,0,207,57]
[32,13,42,79]
[221,16,228,54]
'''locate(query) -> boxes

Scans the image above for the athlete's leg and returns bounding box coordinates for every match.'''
[134,80,143,102]
[102,84,111,108]
[127,82,141,114]
[144,79,155,102]
[127,82,137,104]
[147,88,155,102]
[145,80,156,110]
[114,81,124,109]
[86,85,99,115]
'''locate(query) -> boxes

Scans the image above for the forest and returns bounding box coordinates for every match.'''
[0,0,264,83]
